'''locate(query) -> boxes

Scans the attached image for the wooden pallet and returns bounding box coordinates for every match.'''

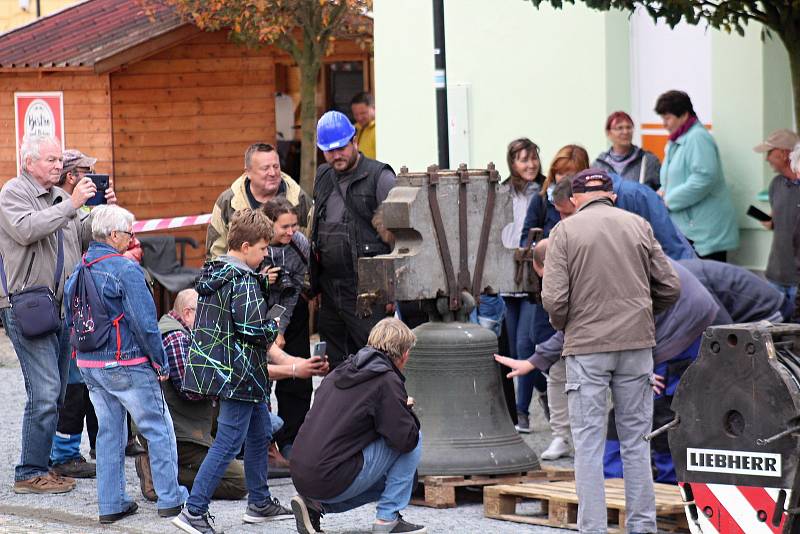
[484,478,689,533]
[411,466,574,509]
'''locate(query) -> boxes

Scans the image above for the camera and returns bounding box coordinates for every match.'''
[263,257,297,303]
[275,268,295,294]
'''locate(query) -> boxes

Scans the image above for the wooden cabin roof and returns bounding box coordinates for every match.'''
[0,0,195,71]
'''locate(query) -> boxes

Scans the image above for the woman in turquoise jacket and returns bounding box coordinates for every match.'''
[656,90,739,261]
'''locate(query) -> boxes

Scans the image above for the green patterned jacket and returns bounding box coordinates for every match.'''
[183,256,278,402]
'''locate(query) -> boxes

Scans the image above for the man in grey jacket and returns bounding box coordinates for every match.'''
[541,168,680,534]
[0,135,96,494]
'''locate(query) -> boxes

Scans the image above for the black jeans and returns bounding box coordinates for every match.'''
[274,300,312,450]
[318,276,385,369]
[57,382,98,448]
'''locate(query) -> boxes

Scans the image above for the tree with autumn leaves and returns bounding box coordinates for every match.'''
[527,0,800,127]
[160,0,371,193]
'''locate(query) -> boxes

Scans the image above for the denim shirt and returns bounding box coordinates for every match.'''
[65,241,168,375]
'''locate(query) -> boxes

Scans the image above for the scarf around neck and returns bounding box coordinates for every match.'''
[669,115,699,142]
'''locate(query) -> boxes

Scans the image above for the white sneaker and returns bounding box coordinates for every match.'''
[540,437,573,460]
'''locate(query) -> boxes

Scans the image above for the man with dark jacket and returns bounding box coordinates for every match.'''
[310,110,396,368]
[542,169,681,534]
[290,318,425,534]
[679,258,787,323]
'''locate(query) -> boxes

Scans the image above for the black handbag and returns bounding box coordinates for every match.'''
[0,230,64,338]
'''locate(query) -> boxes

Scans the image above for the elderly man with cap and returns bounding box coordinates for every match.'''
[753,129,800,317]
[309,110,395,369]
[539,168,681,534]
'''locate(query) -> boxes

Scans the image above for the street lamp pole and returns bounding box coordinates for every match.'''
[432,0,449,169]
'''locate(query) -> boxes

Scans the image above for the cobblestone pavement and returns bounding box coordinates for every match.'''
[0,331,573,533]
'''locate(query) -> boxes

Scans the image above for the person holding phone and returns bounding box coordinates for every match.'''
[752,130,800,317]
[174,209,309,533]
[0,135,99,496]
[290,318,425,534]
[261,198,315,464]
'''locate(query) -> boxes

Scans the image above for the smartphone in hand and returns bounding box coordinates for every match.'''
[747,205,772,222]
[267,304,286,322]
[312,341,327,357]
[85,174,109,206]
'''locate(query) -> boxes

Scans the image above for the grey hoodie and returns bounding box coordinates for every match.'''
[593,146,661,191]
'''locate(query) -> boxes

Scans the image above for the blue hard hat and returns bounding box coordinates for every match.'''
[317,110,356,152]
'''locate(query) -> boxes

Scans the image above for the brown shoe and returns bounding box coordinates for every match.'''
[268,442,290,469]
[47,471,76,487]
[134,453,157,502]
[52,456,96,479]
[268,442,291,479]
[14,473,75,494]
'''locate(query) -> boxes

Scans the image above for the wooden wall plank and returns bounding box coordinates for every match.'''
[115,171,235,192]
[114,113,273,133]
[115,127,270,148]
[121,57,270,75]
[109,69,273,90]
[111,98,274,119]
[112,85,272,104]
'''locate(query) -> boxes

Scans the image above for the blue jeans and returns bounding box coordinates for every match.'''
[187,399,272,515]
[768,281,797,321]
[503,297,546,415]
[320,433,422,522]
[270,412,284,435]
[0,307,70,481]
[81,364,188,515]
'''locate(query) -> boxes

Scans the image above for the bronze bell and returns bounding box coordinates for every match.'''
[405,320,540,476]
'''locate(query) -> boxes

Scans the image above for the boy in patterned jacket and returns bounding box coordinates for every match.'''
[173,209,292,534]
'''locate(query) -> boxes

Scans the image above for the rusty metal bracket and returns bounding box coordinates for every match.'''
[457,163,471,293]
[427,165,460,310]
[515,227,543,285]
[472,163,499,298]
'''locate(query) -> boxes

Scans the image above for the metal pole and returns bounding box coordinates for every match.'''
[36,0,41,18]
[432,0,449,169]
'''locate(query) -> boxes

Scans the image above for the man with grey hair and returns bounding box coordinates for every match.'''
[0,134,96,494]
[753,130,800,317]
[66,204,187,523]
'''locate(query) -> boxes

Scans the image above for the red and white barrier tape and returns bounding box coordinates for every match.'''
[679,481,789,534]
[132,214,212,234]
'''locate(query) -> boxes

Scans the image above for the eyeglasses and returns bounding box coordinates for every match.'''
[610,125,634,132]
[116,230,133,238]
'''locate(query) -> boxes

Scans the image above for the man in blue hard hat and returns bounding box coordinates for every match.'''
[310,110,396,369]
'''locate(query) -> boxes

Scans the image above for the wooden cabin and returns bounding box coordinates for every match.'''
[0,0,373,266]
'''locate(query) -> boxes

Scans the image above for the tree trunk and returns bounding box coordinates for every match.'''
[297,55,321,196]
